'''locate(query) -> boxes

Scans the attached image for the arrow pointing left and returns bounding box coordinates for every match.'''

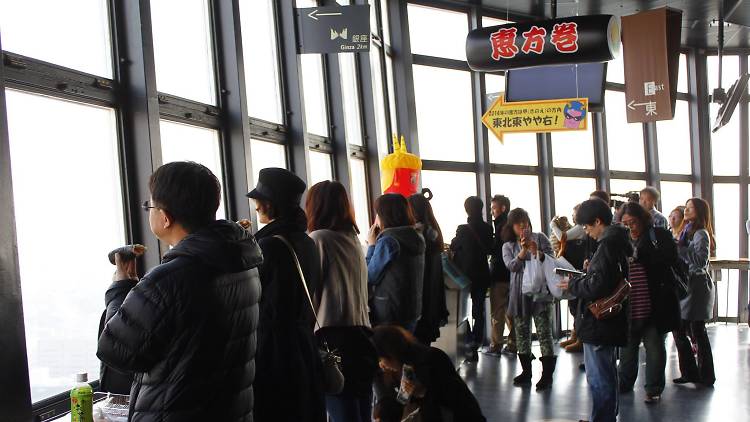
[307,9,343,21]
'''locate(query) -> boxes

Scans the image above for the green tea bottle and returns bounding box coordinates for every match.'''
[70,372,93,422]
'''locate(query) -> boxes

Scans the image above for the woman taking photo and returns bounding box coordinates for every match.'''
[672,198,716,387]
[617,202,681,403]
[371,325,486,422]
[306,181,378,422]
[367,193,426,331]
[501,208,557,390]
[408,191,448,345]
[248,168,326,422]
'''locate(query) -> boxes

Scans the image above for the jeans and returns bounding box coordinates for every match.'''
[326,391,372,422]
[583,343,619,422]
[672,319,716,384]
[618,319,667,395]
[470,287,487,348]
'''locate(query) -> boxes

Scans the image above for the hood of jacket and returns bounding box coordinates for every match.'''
[379,225,426,256]
[163,220,263,273]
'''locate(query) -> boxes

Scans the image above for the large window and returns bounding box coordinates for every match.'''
[5,90,125,402]
[370,45,390,161]
[605,91,645,172]
[551,123,595,169]
[301,55,329,137]
[553,177,596,222]
[713,183,740,258]
[0,0,113,77]
[610,179,647,196]
[309,150,333,184]
[349,158,371,244]
[413,65,474,162]
[151,0,216,104]
[708,55,741,176]
[408,4,467,61]
[490,174,541,229]
[250,139,287,184]
[485,74,538,166]
[656,100,692,174]
[421,170,477,240]
[660,181,693,219]
[339,53,364,146]
[239,0,283,123]
[159,120,226,219]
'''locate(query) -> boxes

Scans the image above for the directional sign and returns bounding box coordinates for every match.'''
[482,94,589,143]
[296,5,370,54]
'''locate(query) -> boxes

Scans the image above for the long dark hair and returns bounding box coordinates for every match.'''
[371,325,429,365]
[686,198,716,257]
[501,208,532,242]
[408,193,444,247]
[305,180,359,234]
[619,202,653,229]
[375,194,415,229]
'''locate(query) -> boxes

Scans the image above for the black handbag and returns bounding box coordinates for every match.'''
[648,228,689,299]
[274,235,345,395]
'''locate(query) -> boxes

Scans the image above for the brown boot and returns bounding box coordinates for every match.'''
[559,329,577,348]
[565,339,583,353]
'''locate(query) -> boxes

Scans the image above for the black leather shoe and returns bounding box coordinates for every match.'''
[672,376,697,384]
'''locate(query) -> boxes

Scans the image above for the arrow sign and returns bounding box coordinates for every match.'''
[481,94,589,143]
[626,99,658,116]
[307,9,343,21]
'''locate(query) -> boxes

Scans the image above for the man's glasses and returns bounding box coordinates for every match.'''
[142,200,160,212]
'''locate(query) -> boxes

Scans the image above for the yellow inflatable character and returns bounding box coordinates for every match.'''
[380,135,422,197]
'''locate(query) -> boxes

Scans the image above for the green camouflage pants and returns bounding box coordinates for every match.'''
[513,305,555,357]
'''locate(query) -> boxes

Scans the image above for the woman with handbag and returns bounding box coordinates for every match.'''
[371,325,486,422]
[366,194,426,332]
[672,198,716,387]
[501,208,557,390]
[559,199,632,422]
[306,181,378,422]
[617,202,681,404]
[247,168,326,422]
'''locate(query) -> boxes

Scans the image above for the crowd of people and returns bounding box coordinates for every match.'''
[95,161,720,422]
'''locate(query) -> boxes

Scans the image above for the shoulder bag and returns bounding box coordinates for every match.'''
[273,235,345,395]
[587,264,631,320]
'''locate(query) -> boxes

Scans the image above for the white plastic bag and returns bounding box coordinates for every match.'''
[522,255,546,295]
[542,255,577,299]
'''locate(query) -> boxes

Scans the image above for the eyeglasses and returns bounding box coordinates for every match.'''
[141,200,160,212]
[621,218,638,228]
[564,112,584,121]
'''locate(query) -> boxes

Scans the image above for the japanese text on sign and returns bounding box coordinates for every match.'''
[490,22,579,60]
[481,95,589,143]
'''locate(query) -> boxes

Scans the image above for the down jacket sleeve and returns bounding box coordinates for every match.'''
[97,271,176,373]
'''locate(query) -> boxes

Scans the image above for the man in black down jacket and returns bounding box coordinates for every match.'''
[560,199,632,422]
[450,196,494,360]
[97,162,263,422]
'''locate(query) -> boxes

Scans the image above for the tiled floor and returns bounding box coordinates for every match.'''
[459,324,749,421]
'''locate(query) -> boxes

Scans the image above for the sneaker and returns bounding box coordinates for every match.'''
[486,344,502,354]
[644,394,661,404]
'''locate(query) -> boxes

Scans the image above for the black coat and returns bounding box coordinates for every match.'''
[490,213,511,283]
[252,212,326,422]
[632,227,682,334]
[97,221,263,422]
[374,347,486,422]
[414,224,449,344]
[450,217,494,292]
[568,225,633,347]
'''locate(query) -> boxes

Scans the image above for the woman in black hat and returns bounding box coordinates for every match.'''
[248,167,326,422]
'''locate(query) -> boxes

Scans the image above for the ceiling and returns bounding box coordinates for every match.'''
[452,0,750,49]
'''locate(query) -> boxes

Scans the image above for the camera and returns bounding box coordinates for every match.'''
[609,191,639,209]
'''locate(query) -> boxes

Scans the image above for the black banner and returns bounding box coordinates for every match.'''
[466,15,620,72]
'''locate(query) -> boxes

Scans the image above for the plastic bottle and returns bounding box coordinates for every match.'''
[70,372,93,422]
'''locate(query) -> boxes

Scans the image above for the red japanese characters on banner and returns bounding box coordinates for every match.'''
[521,26,547,54]
[490,27,519,60]
[467,15,620,72]
[551,22,579,53]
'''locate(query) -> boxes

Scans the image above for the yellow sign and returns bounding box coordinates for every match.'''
[482,94,589,143]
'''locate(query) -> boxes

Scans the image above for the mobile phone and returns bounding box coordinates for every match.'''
[522,228,531,239]
[396,365,416,404]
